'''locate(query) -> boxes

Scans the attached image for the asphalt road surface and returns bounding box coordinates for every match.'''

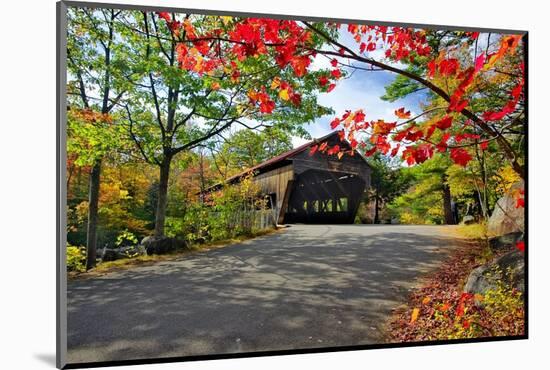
[67,224,459,364]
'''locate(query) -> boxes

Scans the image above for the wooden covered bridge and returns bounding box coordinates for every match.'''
[205,131,372,224]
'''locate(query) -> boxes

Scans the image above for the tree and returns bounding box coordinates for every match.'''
[119,11,331,238]
[175,19,524,177]
[217,127,293,170]
[67,7,128,269]
[389,155,455,224]
[367,154,413,223]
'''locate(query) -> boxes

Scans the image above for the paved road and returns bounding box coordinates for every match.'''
[67,224,459,364]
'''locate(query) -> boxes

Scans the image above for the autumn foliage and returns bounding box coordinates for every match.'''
[157,14,524,176]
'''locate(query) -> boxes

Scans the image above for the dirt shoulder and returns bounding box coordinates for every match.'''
[68,227,283,280]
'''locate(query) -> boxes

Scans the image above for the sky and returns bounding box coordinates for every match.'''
[291,28,428,147]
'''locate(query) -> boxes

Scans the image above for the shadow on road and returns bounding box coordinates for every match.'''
[67,225,460,363]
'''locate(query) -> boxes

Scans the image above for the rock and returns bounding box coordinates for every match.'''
[488,180,524,236]
[141,236,188,255]
[100,245,146,262]
[488,232,524,253]
[461,215,476,225]
[463,250,525,296]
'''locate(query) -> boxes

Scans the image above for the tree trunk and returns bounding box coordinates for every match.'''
[442,183,455,225]
[85,159,101,270]
[154,155,172,238]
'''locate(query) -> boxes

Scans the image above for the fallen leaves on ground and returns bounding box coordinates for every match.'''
[387,239,524,342]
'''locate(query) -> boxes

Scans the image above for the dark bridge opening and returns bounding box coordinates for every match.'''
[283,169,366,224]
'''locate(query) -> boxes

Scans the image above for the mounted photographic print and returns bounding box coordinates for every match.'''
[56,1,527,368]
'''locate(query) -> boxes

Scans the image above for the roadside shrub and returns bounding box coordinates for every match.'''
[115,230,138,248]
[67,244,86,272]
[456,222,488,240]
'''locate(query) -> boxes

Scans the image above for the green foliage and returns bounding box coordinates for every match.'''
[163,173,269,242]
[388,155,451,224]
[367,154,414,223]
[381,65,426,102]
[66,245,86,272]
[220,128,294,170]
[115,230,138,248]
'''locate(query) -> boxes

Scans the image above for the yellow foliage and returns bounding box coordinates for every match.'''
[492,165,521,194]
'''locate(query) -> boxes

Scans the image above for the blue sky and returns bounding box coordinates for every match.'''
[291,28,428,147]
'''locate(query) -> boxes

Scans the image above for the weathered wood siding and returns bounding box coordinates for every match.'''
[290,134,371,185]
[252,163,294,221]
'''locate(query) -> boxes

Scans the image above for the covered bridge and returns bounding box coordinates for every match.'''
[205,131,372,224]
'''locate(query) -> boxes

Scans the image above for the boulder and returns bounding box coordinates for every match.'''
[488,232,524,253]
[487,180,524,236]
[100,245,146,262]
[141,236,188,255]
[461,215,476,225]
[463,250,525,296]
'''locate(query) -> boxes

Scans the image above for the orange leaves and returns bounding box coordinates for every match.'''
[72,108,113,125]
[410,308,420,324]
[485,35,522,70]
[248,88,276,114]
[372,120,396,135]
[395,107,411,119]
[289,55,311,77]
[409,297,432,325]
[456,293,474,318]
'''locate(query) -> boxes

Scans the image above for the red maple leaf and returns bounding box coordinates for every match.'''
[354,110,366,123]
[435,116,453,130]
[516,241,525,252]
[450,148,472,167]
[318,75,329,86]
[327,144,341,155]
[412,144,433,164]
[309,145,319,155]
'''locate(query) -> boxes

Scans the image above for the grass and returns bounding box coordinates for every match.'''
[456,222,488,240]
[68,227,280,279]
